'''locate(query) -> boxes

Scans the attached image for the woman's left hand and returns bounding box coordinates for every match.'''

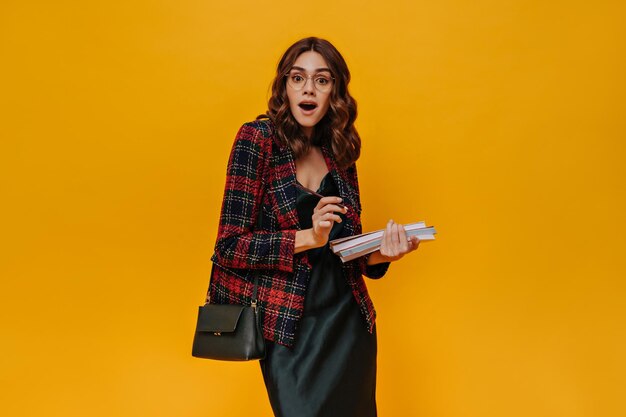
[377,219,420,262]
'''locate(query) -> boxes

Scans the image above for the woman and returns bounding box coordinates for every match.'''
[208,37,420,417]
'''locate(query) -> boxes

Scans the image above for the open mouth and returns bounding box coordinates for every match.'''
[299,103,317,111]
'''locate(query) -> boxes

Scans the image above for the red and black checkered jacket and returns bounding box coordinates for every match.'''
[207,118,391,348]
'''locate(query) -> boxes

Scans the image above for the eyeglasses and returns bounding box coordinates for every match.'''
[284,71,335,93]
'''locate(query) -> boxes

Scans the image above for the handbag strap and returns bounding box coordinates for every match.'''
[207,120,271,308]
[207,182,265,308]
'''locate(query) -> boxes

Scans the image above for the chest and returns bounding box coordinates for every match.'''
[294,146,329,192]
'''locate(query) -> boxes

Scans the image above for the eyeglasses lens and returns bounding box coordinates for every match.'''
[286,72,333,93]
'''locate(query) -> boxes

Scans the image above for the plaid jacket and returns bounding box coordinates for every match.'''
[207,118,391,348]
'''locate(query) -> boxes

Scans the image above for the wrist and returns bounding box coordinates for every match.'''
[295,228,324,254]
[366,251,391,265]
[309,228,326,248]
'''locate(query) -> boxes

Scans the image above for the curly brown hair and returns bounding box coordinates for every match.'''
[256,37,361,170]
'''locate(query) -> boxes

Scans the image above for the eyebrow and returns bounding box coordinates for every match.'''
[289,66,332,73]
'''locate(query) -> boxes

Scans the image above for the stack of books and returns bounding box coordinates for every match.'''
[329,221,436,262]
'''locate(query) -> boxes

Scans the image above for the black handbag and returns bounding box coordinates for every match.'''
[193,168,269,361]
[191,263,266,361]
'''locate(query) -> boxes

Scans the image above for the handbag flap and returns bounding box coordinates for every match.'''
[196,304,246,333]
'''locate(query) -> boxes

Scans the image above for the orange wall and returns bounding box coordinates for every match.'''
[2,1,625,416]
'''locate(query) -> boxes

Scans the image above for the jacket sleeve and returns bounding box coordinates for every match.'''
[345,163,391,279]
[211,123,296,272]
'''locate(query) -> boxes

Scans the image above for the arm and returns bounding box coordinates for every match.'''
[212,123,297,272]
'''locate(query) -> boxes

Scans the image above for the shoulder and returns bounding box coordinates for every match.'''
[232,118,277,152]
[239,117,275,140]
[226,118,278,174]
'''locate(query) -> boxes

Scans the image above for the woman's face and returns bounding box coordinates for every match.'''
[285,51,333,139]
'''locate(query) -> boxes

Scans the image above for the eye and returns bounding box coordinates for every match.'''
[316,76,330,85]
[292,74,304,83]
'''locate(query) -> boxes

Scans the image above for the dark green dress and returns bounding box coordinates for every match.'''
[259,171,378,417]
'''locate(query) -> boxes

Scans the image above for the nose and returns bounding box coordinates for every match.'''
[302,76,316,95]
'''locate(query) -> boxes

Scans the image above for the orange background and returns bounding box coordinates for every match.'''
[2,1,625,416]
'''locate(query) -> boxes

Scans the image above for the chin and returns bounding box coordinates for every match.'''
[293,116,319,129]
[297,120,318,129]
[290,105,328,134]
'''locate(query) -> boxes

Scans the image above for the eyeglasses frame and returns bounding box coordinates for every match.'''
[284,71,336,93]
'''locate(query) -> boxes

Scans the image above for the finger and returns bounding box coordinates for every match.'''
[323,212,343,223]
[398,224,409,252]
[318,220,332,229]
[384,219,393,256]
[318,213,335,225]
[317,204,348,215]
[391,222,400,254]
[391,223,399,244]
[411,236,421,251]
[315,196,343,210]
[312,208,340,226]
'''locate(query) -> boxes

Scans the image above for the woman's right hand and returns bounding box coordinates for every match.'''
[311,196,348,247]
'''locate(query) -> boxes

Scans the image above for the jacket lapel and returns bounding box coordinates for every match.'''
[321,145,359,212]
[321,145,347,200]
[270,142,301,230]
